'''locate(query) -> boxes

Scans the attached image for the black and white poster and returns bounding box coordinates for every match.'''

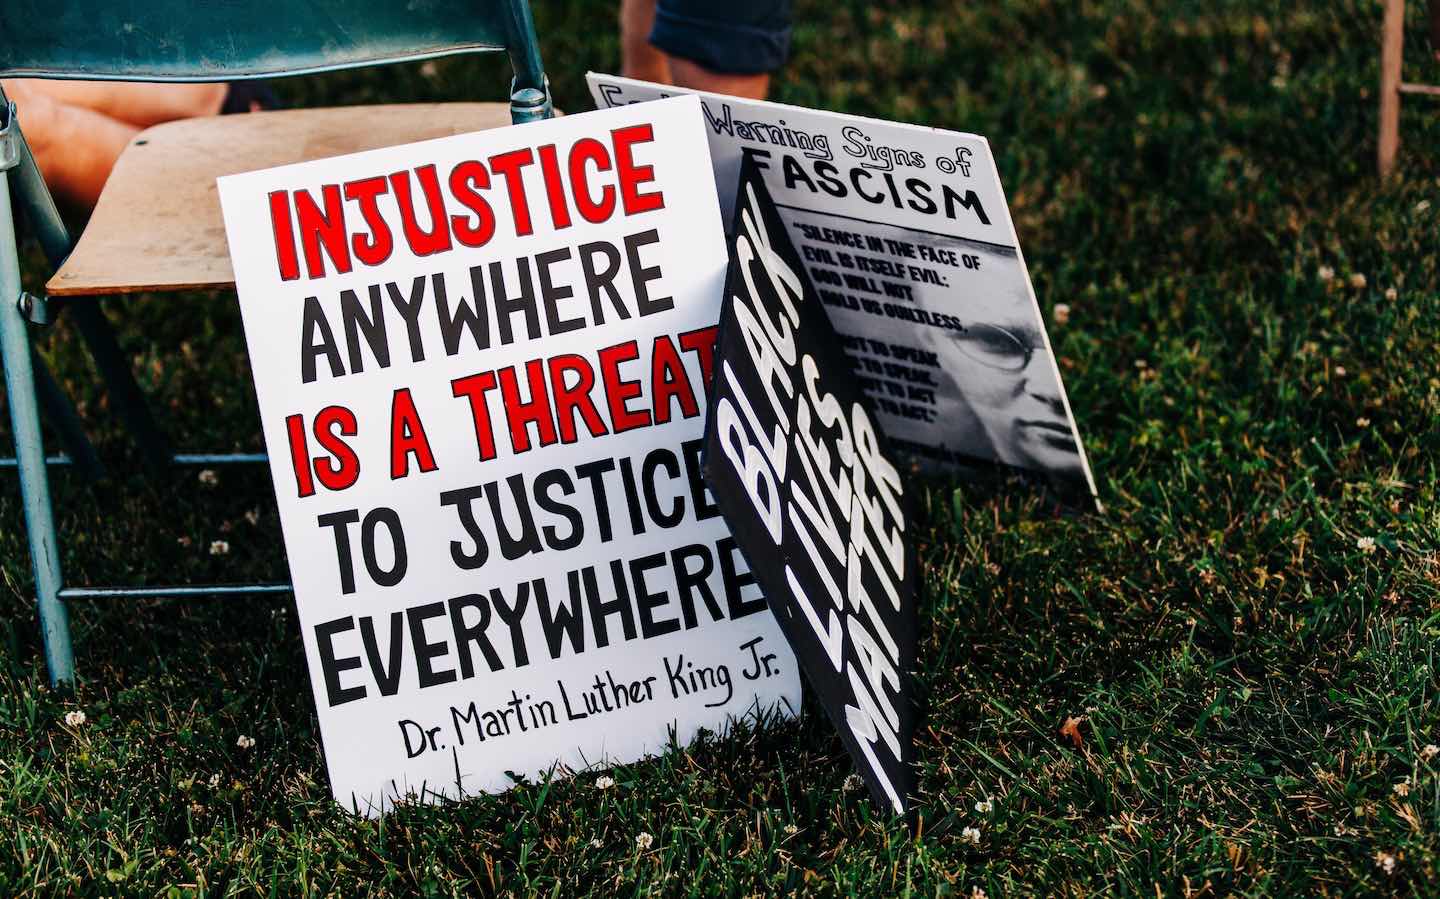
[589,74,1098,505]
[704,157,919,817]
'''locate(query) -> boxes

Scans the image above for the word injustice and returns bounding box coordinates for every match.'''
[268,124,666,281]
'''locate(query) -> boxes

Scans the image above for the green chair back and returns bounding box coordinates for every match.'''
[0,0,548,117]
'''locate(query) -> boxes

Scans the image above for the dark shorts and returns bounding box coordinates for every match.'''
[650,0,795,75]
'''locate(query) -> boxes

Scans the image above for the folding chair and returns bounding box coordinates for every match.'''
[0,1,554,687]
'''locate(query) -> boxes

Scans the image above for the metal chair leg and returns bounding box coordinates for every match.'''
[0,172,73,687]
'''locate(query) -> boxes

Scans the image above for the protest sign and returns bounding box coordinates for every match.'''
[588,74,1098,505]
[704,157,919,817]
[217,96,801,814]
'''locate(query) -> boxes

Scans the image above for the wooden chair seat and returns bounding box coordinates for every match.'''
[45,103,514,297]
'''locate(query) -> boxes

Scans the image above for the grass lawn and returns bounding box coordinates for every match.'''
[3,0,1440,894]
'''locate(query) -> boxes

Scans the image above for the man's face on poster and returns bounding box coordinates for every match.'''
[935,244,1084,482]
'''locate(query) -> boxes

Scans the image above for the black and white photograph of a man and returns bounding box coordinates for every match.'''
[784,209,1095,501]
[918,238,1093,498]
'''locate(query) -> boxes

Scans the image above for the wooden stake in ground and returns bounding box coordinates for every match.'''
[1378,0,1404,177]
[1377,0,1440,175]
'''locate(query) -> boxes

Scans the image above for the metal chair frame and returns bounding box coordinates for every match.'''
[0,2,553,687]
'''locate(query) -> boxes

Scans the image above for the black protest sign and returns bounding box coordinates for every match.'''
[704,156,919,816]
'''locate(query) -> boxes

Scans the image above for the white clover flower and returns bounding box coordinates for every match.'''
[1334,365,1347,377]
[1393,778,1411,797]
[208,773,221,788]
[63,710,86,727]
[635,831,654,850]
[1349,273,1367,289]
[1376,851,1397,874]
[1317,265,1335,282]
[1052,303,1071,325]
[975,798,994,814]
[1421,744,1439,762]
[236,734,256,750]
[783,823,799,835]
[1356,417,1371,428]
[1357,536,1377,555]
[197,469,219,486]
[1417,200,1432,213]
[209,540,230,556]
[972,888,989,899]
[588,838,603,849]
[1384,287,1398,301]
[843,773,864,792]
[594,775,615,790]
[961,825,982,845]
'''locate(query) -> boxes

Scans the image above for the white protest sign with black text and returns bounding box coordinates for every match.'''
[588,74,1098,504]
[218,96,800,814]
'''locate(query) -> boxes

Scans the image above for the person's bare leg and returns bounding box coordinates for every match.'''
[620,0,672,83]
[669,58,769,99]
[4,81,139,207]
[5,79,227,129]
